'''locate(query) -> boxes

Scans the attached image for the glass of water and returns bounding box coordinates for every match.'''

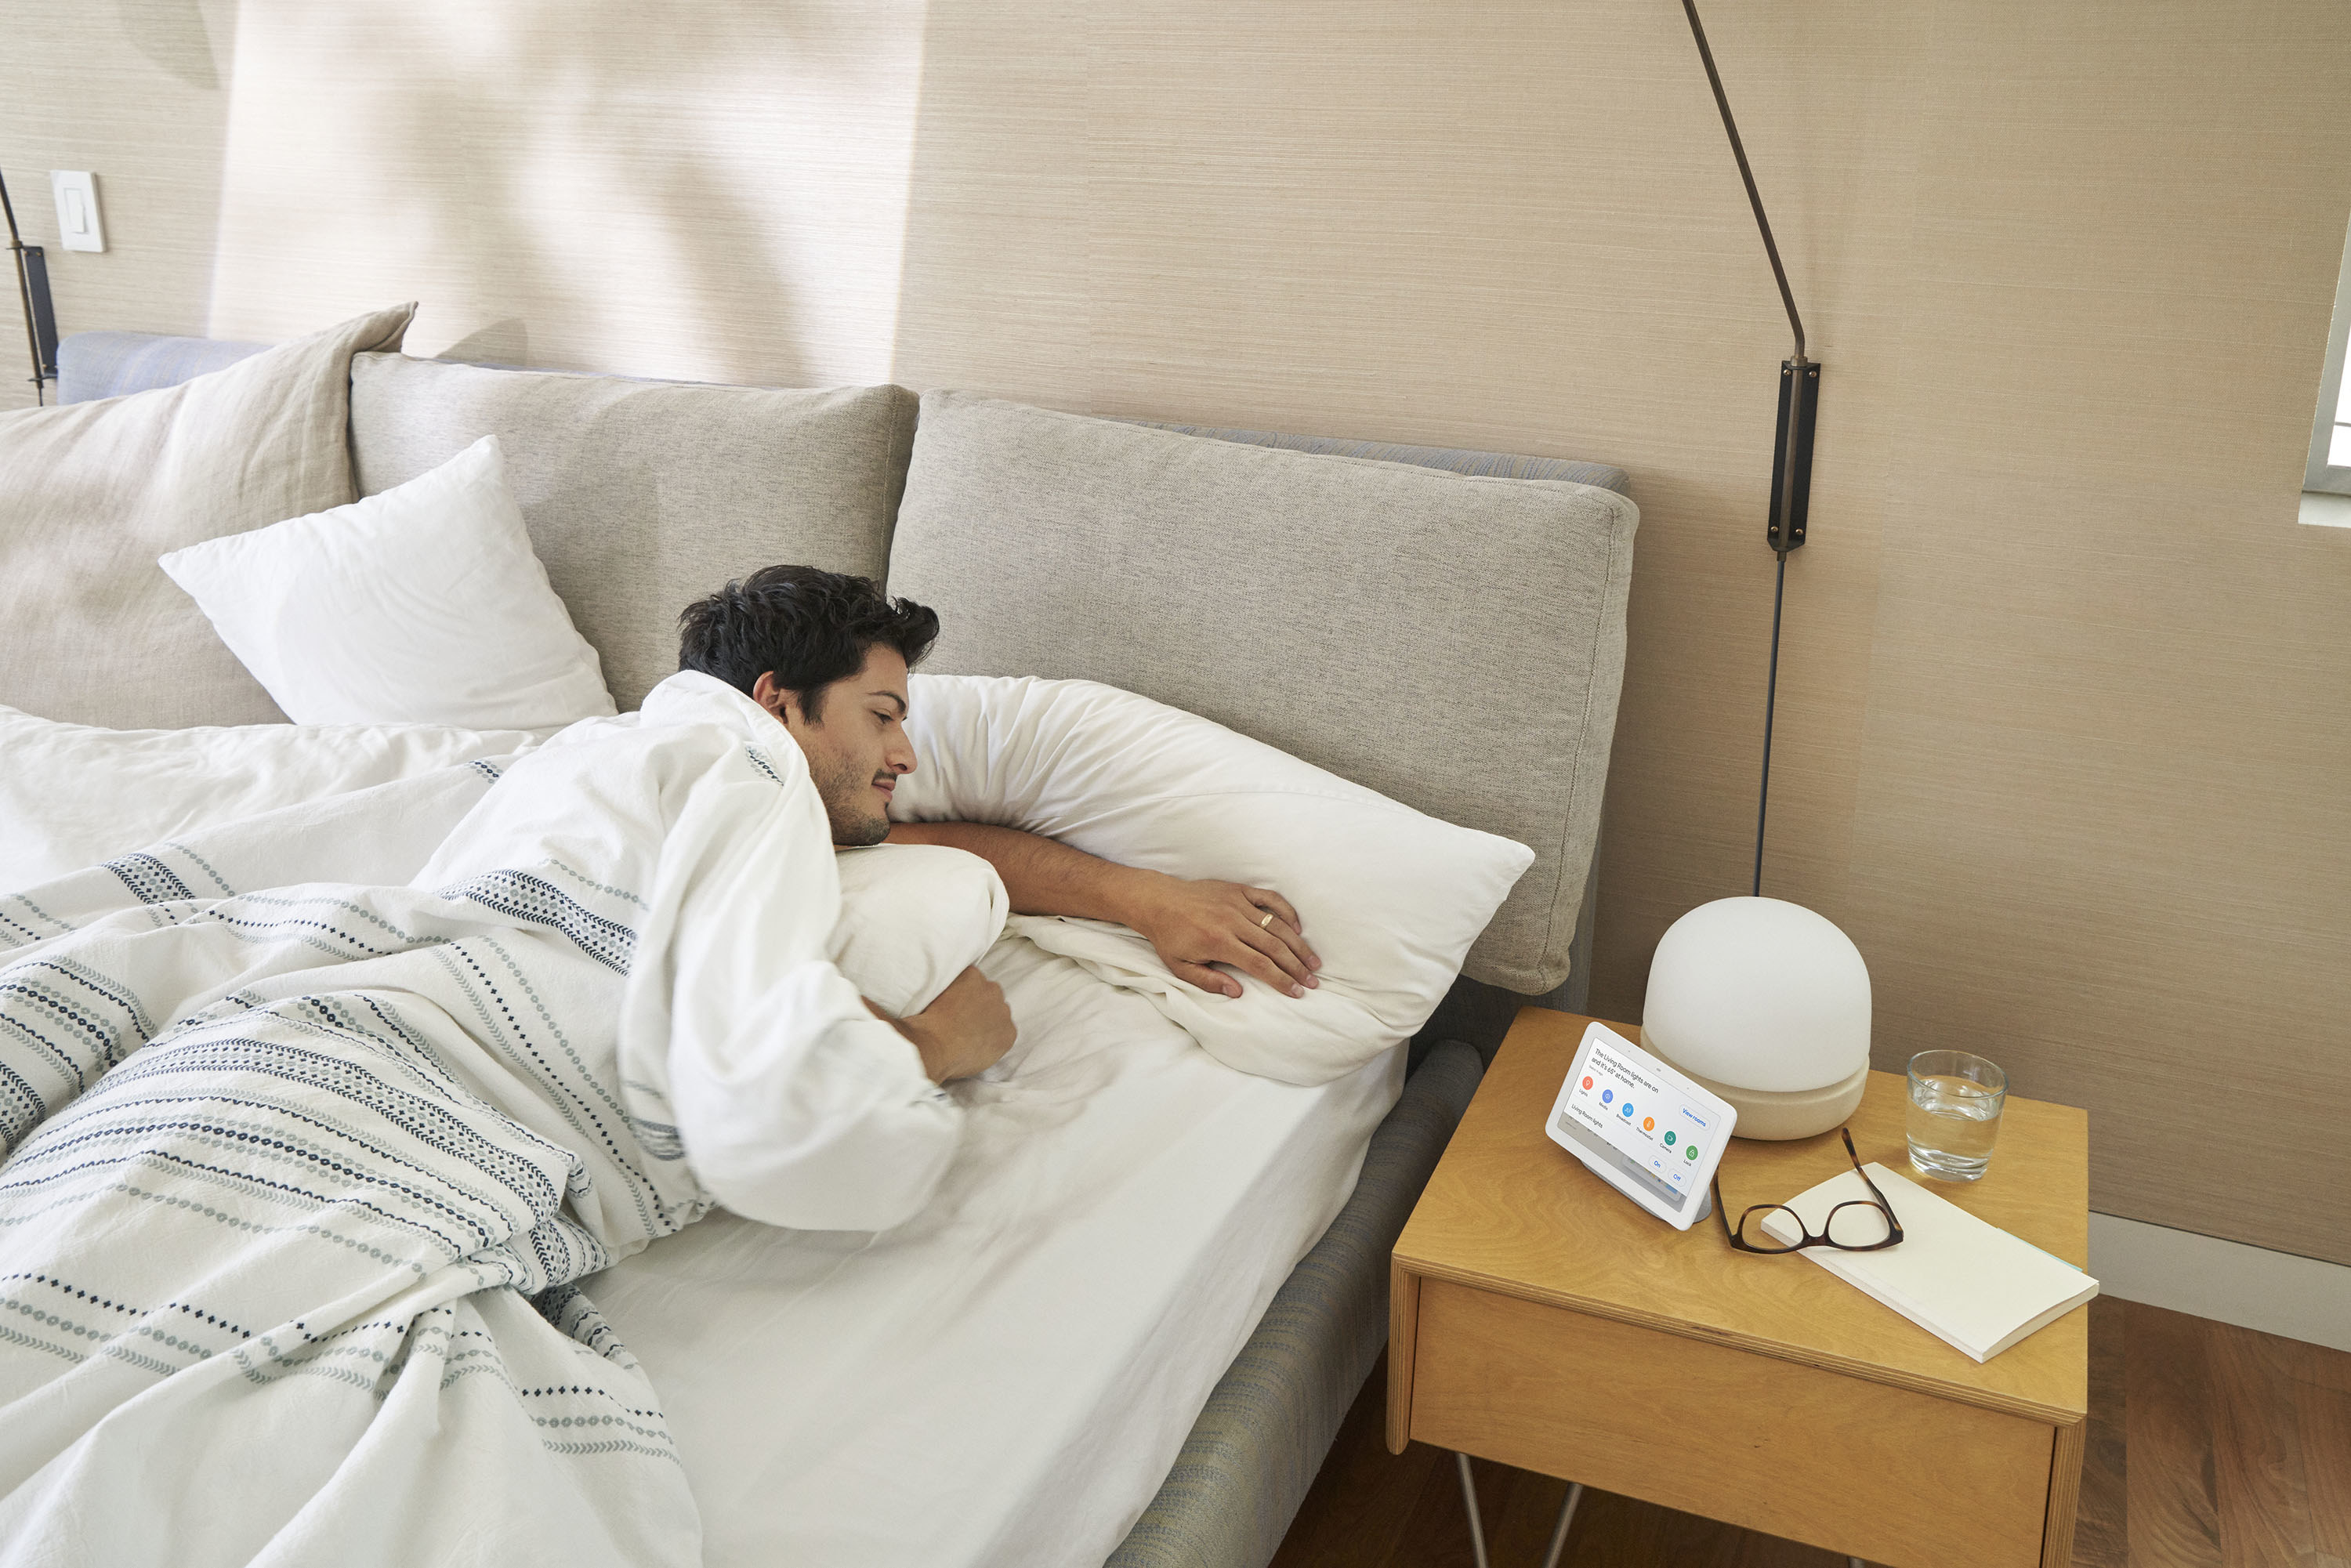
[1906,1050,2006,1182]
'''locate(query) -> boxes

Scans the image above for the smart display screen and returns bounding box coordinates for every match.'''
[1550,1028,1724,1214]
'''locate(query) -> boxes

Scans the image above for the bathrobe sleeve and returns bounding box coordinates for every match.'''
[621,722,963,1234]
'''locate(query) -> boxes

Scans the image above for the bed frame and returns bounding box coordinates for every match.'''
[56,331,1622,1568]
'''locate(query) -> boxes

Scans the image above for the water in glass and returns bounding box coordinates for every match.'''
[1907,1073,2002,1181]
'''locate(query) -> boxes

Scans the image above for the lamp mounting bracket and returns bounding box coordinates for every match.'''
[1768,357,1820,552]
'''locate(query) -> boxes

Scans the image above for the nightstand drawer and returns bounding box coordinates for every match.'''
[1407,1277,2056,1568]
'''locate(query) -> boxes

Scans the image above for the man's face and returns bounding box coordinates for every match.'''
[754,645,914,846]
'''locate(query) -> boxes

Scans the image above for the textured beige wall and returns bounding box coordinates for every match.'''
[0,0,240,413]
[5,1,2349,1260]
[202,0,930,382]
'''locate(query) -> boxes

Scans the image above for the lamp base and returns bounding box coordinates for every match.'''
[1639,1030,1870,1141]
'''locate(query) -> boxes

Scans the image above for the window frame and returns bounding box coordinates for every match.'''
[2306,211,2351,498]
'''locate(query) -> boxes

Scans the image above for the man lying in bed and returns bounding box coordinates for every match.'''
[676,563,1323,1081]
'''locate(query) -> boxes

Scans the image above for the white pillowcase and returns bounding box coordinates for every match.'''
[890,675,1534,1086]
[158,433,617,730]
[830,842,1010,1018]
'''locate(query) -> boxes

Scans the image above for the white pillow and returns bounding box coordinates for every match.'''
[889,675,1534,1085]
[829,842,1009,1018]
[158,433,617,730]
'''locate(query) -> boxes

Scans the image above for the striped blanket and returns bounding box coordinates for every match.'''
[0,674,964,1566]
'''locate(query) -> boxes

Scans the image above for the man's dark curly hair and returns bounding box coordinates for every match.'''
[677,564,940,720]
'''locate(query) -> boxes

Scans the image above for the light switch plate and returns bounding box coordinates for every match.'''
[50,171,104,253]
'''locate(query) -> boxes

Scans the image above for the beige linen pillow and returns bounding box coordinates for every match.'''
[0,304,416,729]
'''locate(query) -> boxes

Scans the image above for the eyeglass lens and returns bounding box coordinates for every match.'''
[1732,1205,1805,1252]
[1822,1200,1893,1249]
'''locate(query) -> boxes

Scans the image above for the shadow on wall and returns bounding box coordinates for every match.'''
[201,0,932,389]
[120,0,224,89]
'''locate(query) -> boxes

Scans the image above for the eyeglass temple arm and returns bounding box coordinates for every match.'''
[1840,1129,1904,1239]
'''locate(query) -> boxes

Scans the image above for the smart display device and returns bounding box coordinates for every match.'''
[1545,1021,1738,1231]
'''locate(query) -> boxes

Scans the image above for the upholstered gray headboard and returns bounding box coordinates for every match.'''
[58,335,1633,1006]
[886,391,1637,998]
[1121,418,1626,1014]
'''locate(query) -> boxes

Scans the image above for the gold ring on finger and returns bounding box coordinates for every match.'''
[1259,911,1275,929]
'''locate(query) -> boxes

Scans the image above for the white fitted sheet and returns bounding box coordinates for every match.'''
[584,935,1403,1568]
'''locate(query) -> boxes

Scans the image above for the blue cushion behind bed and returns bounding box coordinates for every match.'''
[57,331,269,404]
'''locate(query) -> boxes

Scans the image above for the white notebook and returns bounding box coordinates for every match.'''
[1759,1162,2099,1363]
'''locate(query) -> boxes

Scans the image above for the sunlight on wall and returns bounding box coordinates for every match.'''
[207,0,928,387]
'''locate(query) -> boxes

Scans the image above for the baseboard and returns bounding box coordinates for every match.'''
[2088,1212,2351,1354]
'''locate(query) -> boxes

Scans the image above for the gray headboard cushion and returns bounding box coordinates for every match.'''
[348,353,918,711]
[886,390,1638,995]
[1125,419,1632,497]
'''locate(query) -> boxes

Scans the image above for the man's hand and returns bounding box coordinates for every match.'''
[882,966,1016,1083]
[886,820,1322,1001]
[1118,873,1322,1000]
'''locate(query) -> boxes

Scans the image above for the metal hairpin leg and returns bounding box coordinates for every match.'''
[1454,1451,1585,1568]
[1454,1452,1491,1568]
[1540,1479,1585,1568]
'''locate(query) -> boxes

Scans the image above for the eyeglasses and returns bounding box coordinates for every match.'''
[1712,1128,1904,1254]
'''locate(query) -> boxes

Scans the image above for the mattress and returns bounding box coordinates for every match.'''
[583,935,1404,1568]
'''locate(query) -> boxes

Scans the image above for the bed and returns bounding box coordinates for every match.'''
[4,324,1637,1568]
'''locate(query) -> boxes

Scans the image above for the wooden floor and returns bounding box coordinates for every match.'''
[1271,1298,2351,1568]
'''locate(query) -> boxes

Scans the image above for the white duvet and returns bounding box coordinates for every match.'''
[0,704,555,893]
[0,675,975,1565]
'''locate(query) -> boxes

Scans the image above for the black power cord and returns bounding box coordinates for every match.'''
[1754,549,1786,897]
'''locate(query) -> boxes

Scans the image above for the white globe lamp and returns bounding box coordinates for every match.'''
[1639,896,1870,1141]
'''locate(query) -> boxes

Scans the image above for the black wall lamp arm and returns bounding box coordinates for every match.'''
[1678,0,1820,556]
[1,169,60,404]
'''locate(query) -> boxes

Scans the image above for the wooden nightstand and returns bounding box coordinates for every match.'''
[1389,1008,2090,1568]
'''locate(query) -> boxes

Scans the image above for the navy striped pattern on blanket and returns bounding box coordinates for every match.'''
[0,840,701,1555]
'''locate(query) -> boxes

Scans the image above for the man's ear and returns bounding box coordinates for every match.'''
[748,672,799,725]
